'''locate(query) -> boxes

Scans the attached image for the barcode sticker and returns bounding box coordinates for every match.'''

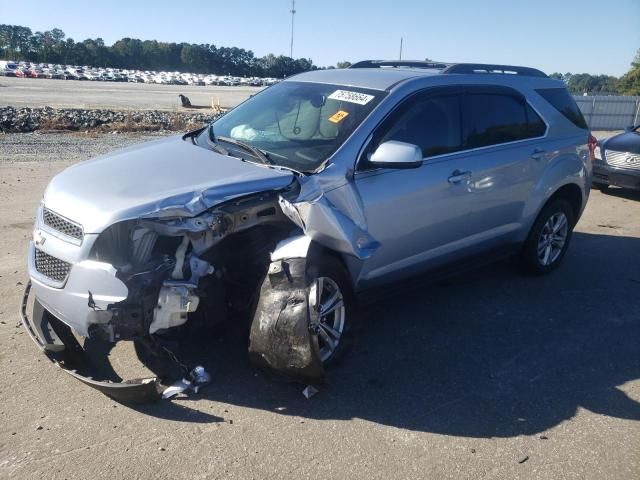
[328,90,375,105]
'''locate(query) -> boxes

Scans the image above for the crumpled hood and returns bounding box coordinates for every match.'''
[43,135,295,233]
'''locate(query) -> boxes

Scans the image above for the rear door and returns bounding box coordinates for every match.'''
[458,87,548,248]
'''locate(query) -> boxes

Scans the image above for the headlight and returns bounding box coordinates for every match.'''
[594,145,602,160]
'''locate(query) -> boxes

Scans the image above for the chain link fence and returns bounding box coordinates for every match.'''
[573,95,640,130]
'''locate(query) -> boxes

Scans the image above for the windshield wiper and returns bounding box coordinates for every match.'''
[206,125,230,156]
[216,136,273,165]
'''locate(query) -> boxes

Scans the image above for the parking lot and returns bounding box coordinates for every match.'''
[0,132,638,479]
[0,76,262,110]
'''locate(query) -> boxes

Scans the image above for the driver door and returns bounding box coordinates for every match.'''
[354,90,477,286]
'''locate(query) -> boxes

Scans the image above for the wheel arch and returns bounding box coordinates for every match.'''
[545,183,583,223]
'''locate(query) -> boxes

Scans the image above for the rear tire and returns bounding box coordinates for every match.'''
[519,199,575,275]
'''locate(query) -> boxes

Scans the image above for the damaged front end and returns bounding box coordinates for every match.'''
[25,170,380,402]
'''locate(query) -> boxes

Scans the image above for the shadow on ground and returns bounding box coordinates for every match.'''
[121,231,640,436]
[599,186,640,202]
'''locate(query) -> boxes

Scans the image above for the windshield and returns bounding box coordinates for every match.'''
[199,81,386,172]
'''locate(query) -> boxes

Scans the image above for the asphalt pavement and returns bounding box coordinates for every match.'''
[0,132,638,479]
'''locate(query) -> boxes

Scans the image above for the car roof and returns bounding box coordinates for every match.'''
[287,61,553,92]
[287,68,438,91]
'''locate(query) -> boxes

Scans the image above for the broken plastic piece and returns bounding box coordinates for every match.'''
[302,385,319,399]
[161,365,211,399]
[20,282,164,403]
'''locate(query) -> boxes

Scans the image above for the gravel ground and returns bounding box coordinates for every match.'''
[0,132,638,480]
[0,106,223,133]
[0,76,261,111]
[0,131,170,161]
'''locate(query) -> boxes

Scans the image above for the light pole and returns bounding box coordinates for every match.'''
[290,0,296,58]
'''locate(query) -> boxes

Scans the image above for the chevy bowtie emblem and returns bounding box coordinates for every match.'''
[34,230,46,246]
[626,154,635,164]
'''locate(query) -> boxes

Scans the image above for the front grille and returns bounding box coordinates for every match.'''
[34,248,71,282]
[42,208,83,240]
[605,150,640,171]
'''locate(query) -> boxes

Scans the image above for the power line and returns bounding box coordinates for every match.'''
[290,0,296,58]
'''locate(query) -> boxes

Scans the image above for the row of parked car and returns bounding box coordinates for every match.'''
[0,60,280,87]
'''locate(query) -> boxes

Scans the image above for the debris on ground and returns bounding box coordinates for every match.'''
[302,385,319,399]
[161,366,211,399]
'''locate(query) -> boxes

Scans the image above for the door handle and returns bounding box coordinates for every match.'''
[448,169,472,184]
[531,148,546,160]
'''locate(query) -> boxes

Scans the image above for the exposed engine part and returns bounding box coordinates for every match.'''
[130,227,157,265]
[171,236,190,279]
[139,211,227,237]
[85,256,175,341]
[187,254,215,282]
[150,283,200,334]
[151,247,214,335]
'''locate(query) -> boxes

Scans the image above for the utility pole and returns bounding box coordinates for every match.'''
[290,0,296,58]
[399,37,403,60]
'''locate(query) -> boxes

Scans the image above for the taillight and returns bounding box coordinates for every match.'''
[588,132,598,163]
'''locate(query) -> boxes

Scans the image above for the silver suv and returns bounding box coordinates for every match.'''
[22,61,594,401]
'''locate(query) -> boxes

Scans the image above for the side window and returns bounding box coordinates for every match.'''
[526,104,547,137]
[376,93,463,158]
[535,87,588,130]
[463,93,545,149]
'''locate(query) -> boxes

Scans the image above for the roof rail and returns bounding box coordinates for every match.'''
[441,63,548,78]
[349,60,450,70]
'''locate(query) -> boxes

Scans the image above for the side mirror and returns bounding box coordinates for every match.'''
[369,140,423,169]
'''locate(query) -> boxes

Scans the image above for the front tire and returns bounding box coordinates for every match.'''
[306,255,354,365]
[520,199,575,275]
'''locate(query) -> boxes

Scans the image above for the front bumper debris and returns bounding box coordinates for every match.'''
[21,281,166,403]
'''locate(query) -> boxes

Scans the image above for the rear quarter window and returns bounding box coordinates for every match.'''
[536,88,588,130]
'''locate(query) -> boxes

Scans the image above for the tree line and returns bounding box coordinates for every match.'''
[0,24,331,77]
[1,24,638,93]
[544,50,639,96]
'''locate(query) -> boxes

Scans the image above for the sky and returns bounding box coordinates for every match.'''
[2,0,639,76]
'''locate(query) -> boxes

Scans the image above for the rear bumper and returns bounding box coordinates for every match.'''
[593,162,640,190]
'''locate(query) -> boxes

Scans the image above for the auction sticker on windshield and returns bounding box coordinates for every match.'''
[328,90,375,105]
[328,110,349,123]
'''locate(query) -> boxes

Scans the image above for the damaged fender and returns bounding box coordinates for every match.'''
[248,236,325,382]
[278,176,380,260]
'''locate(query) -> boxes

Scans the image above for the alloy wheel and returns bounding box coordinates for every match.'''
[308,276,346,362]
[537,212,569,266]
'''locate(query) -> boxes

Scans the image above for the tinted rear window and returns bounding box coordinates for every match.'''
[536,88,588,130]
[464,94,546,148]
